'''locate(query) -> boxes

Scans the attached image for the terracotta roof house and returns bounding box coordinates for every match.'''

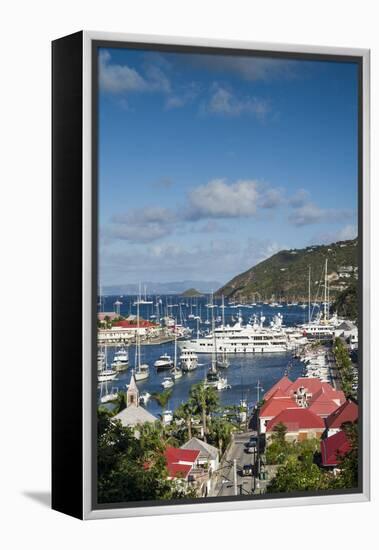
[321,430,351,467]
[259,395,299,434]
[324,399,358,436]
[266,408,325,443]
[264,375,293,401]
[164,446,200,480]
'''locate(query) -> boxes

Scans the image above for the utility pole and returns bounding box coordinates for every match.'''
[255,380,264,486]
[233,459,237,496]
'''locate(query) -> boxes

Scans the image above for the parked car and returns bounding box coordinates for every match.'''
[240,464,254,477]
[245,440,257,453]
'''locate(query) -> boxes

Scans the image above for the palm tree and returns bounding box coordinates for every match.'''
[174,401,196,440]
[189,383,219,442]
[151,389,173,418]
[208,417,234,454]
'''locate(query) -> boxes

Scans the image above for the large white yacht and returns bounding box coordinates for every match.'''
[179,314,289,354]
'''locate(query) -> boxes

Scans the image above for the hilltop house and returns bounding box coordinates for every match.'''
[113,371,157,434]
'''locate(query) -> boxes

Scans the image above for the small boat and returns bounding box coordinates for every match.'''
[154,354,174,370]
[133,300,150,381]
[112,347,129,371]
[98,368,117,382]
[161,376,174,389]
[98,347,117,382]
[100,388,118,403]
[217,357,230,369]
[135,363,149,381]
[139,391,151,405]
[162,409,173,424]
[172,367,183,380]
[204,368,229,391]
[180,348,198,372]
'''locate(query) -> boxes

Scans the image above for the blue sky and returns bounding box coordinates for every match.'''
[98,47,358,287]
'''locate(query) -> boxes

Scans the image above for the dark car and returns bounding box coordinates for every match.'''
[240,464,254,476]
[245,440,257,453]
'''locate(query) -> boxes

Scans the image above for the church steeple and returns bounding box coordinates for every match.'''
[127,370,139,407]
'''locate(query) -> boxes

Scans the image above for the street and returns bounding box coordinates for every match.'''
[211,432,260,497]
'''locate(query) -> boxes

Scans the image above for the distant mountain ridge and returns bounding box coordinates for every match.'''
[216,238,358,301]
[102,280,221,296]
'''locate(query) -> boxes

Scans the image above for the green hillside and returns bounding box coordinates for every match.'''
[217,238,358,302]
[181,288,204,297]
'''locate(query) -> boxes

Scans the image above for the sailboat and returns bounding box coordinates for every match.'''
[98,347,117,382]
[134,300,150,381]
[217,296,230,369]
[204,296,229,390]
[171,331,183,379]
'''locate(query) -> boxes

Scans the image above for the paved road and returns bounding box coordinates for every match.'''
[211,432,259,497]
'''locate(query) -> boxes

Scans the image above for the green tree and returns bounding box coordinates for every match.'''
[174,401,196,441]
[207,417,234,454]
[189,383,219,441]
[151,389,173,418]
[97,409,192,504]
[267,455,330,493]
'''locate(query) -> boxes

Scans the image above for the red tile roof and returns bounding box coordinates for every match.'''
[164,446,200,480]
[308,386,345,417]
[264,376,293,400]
[321,430,351,466]
[325,400,358,429]
[114,319,157,328]
[259,396,299,419]
[266,408,325,432]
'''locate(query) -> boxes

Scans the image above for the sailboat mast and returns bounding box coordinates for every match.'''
[137,300,140,368]
[211,293,217,372]
[308,265,311,324]
[324,258,328,320]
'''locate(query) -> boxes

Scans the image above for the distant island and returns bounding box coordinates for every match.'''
[181,288,204,297]
[102,280,221,296]
[216,238,358,304]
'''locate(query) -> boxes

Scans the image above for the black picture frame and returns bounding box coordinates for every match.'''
[52,31,370,520]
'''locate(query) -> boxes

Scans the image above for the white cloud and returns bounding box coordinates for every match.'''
[186,179,260,219]
[205,86,269,118]
[311,224,358,245]
[289,188,310,208]
[99,237,287,285]
[182,55,297,82]
[99,50,171,94]
[288,202,355,226]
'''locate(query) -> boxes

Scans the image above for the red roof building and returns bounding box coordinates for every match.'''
[259,395,299,433]
[114,319,158,329]
[266,408,325,442]
[164,446,200,480]
[325,400,358,435]
[264,375,293,401]
[321,430,351,467]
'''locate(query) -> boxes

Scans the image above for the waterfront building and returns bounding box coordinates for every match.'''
[113,371,157,433]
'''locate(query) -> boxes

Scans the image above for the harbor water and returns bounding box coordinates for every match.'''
[99,295,313,416]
